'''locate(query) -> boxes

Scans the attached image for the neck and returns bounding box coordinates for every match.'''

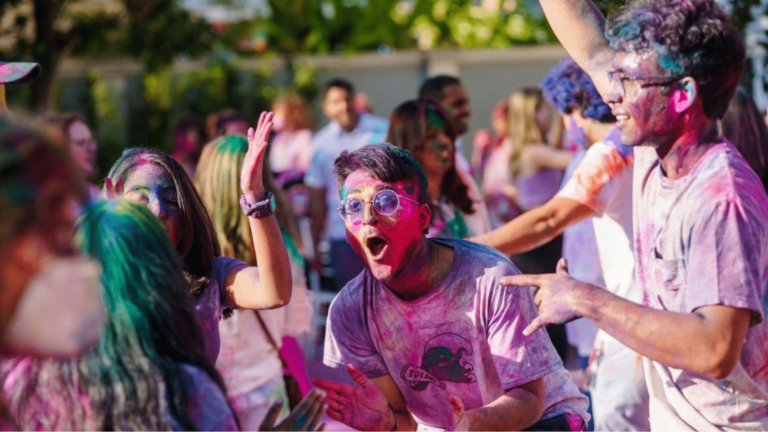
[385,239,450,301]
[341,112,360,132]
[585,122,615,147]
[658,117,720,180]
[427,175,442,201]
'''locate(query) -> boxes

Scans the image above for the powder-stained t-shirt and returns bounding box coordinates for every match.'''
[632,142,768,430]
[324,238,589,428]
[195,256,249,364]
[172,364,238,431]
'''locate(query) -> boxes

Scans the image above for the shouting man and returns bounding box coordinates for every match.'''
[504,0,768,429]
[312,143,588,431]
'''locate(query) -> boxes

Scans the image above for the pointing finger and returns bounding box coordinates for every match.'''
[523,316,545,337]
[500,274,542,287]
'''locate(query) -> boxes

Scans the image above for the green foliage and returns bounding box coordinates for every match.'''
[247,0,556,54]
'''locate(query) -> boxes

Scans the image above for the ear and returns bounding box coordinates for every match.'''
[418,203,432,232]
[672,77,697,114]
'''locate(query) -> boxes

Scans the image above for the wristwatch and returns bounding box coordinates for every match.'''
[240,192,276,218]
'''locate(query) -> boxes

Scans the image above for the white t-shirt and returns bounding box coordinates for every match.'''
[633,142,768,430]
[305,113,389,241]
[324,238,589,428]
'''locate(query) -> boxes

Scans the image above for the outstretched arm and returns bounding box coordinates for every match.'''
[225,112,292,309]
[472,197,596,255]
[540,0,615,97]
[503,259,752,380]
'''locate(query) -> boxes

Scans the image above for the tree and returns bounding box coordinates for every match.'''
[0,0,214,112]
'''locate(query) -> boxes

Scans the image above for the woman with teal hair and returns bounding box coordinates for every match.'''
[1,199,237,430]
[195,133,317,431]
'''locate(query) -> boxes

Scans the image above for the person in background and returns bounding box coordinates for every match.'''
[44,112,100,200]
[476,57,650,430]
[721,86,768,192]
[2,200,237,431]
[104,112,292,364]
[196,135,315,430]
[354,92,374,114]
[172,114,206,178]
[269,93,314,185]
[387,99,491,238]
[0,116,103,359]
[475,99,521,229]
[418,75,474,176]
[305,78,388,291]
[216,109,249,137]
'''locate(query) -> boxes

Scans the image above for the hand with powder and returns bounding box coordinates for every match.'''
[446,395,470,431]
[102,177,124,200]
[242,111,272,202]
[500,258,595,336]
[312,364,395,431]
[259,389,328,431]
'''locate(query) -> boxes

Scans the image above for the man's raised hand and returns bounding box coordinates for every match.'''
[311,364,394,431]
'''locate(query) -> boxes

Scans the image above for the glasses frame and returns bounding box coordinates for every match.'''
[608,71,683,96]
[337,189,421,223]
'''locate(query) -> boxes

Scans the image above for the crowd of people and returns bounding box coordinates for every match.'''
[2,0,768,430]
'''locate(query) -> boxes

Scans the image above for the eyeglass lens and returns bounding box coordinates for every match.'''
[341,190,400,222]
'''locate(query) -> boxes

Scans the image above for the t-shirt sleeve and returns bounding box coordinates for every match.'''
[179,364,239,431]
[213,256,249,310]
[685,199,766,325]
[323,289,388,378]
[556,141,632,215]
[486,269,563,390]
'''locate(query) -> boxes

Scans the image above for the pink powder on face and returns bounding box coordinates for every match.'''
[341,171,425,281]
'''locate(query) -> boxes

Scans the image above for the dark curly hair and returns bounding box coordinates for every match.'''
[605,0,745,120]
[540,57,616,123]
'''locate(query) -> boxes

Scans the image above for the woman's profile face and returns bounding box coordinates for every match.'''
[535,103,554,139]
[418,129,454,180]
[67,121,97,179]
[122,162,182,247]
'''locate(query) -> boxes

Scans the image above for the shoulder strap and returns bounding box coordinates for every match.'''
[253,311,289,370]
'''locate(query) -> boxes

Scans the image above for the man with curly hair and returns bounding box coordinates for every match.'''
[500,0,768,429]
[474,56,649,430]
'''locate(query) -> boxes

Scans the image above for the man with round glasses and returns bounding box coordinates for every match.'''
[501,0,768,429]
[312,143,589,431]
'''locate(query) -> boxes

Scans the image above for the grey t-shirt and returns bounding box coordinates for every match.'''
[633,143,768,429]
[324,238,589,428]
[195,256,249,364]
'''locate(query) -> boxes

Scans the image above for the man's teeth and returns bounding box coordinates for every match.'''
[616,114,630,121]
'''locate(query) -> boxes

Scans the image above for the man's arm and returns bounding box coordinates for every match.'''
[450,378,545,431]
[472,197,596,255]
[504,264,752,380]
[539,0,615,97]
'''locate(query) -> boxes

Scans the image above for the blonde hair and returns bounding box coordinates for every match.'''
[195,136,300,266]
[508,87,561,179]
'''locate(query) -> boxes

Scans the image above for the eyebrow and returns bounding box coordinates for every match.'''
[126,183,175,192]
[343,183,396,198]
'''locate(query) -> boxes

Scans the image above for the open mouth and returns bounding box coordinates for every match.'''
[365,236,388,259]
[615,114,630,122]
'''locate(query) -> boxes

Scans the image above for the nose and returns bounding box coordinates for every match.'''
[147,198,168,222]
[361,201,379,225]
[605,80,623,106]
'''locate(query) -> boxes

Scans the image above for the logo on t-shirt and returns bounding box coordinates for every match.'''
[400,333,476,391]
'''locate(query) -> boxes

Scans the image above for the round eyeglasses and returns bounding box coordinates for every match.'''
[337,189,421,223]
